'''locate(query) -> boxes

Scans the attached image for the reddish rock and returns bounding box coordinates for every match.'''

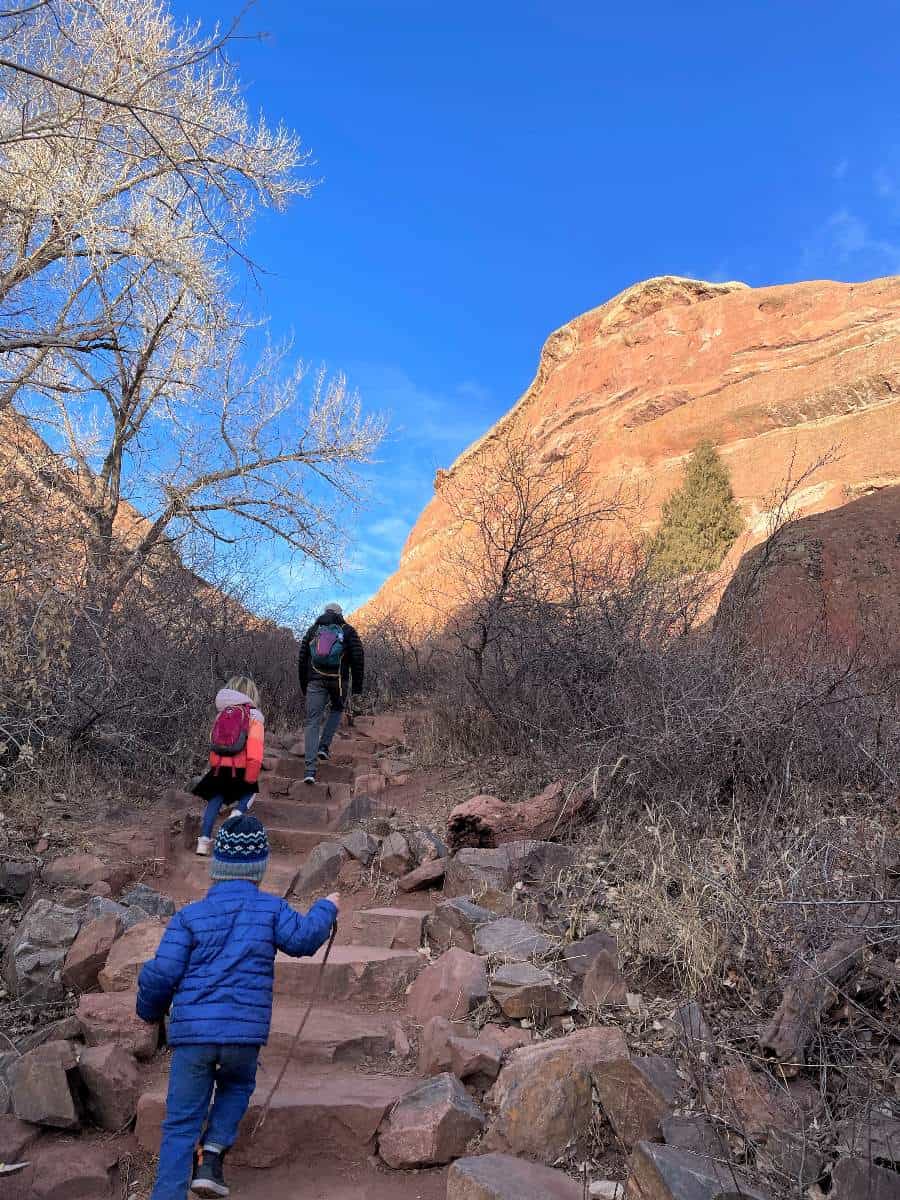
[715,1064,799,1141]
[481,1024,534,1054]
[77,991,159,1059]
[560,931,619,979]
[426,898,499,953]
[42,854,107,888]
[489,962,570,1020]
[448,1152,583,1199]
[582,949,628,1007]
[444,847,512,896]
[831,1156,900,1200]
[397,858,447,892]
[62,913,120,992]
[29,1140,116,1199]
[486,1027,629,1162]
[78,1043,140,1130]
[378,831,413,876]
[593,1055,682,1148]
[340,829,378,866]
[408,948,488,1024]
[89,881,112,897]
[418,1017,502,1089]
[474,917,554,962]
[447,783,587,850]
[626,1141,770,1200]
[358,275,900,639]
[0,1114,40,1162]
[9,1042,78,1129]
[352,907,426,950]
[379,1072,485,1168]
[97,919,165,992]
[355,770,386,796]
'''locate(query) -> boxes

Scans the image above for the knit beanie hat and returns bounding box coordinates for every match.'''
[210,813,269,883]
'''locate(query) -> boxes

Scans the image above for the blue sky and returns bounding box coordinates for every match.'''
[177,0,900,622]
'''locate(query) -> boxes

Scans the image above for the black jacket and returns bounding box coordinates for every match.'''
[298,613,364,695]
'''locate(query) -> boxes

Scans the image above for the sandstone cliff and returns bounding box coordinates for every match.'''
[359,274,900,628]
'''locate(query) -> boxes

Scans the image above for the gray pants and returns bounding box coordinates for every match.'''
[304,677,344,771]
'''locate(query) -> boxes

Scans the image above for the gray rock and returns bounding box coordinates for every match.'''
[662,1114,727,1157]
[629,1142,770,1200]
[448,1154,583,1200]
[445,847,511,896]
[762,1127,826,1188]
[379,831,413,877]
[426,897,499,954]
[837,1113,900,1168]
[16,1016,82,1054]
[474,918,554,962]
[489,963,571,1020]
[674,1000,716,1054]
[560,931,618,978]
[9,1041,79,1129]
[81,896,130,925]
[379,1072,485,1168]
[503,839,573,884]
[120,883,175,919]
[340,829,379,866]
[409,828,449,865]
[831,1157,900,1200]
[291,842,347,895]
[2,899,80,1000]
[0,859,36,900]
[336,792,374,830]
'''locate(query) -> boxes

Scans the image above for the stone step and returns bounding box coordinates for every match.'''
[273,944,424,1003]
[260,1003,402,1063]
[163,852,297,904]
[253,795,338,828]
[351,907,427,950]
[136,1067,417,1167]
[266,825,340,855]
[281,755,355,785]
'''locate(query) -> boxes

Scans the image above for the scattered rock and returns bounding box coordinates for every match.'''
[594,1055,682,1149]
[9,1041,78,1129]
[761,1127,826,1188]
[591,1184,625,1200]
[352,908,426,950]
[97,919,165,992]
[489,962,570,1019]
[837,1113,900,1167]
[340,829,379,866]
[2,899,81,1001]
[486,1027,629,1162]
[560,930,618,980]
[379,832,414,877]
[290,843,347,895]
[17,1017,81,1054]
[502,840,573,885]
[715,1064,798,1141]
[448,1152,583,1199]
[0,859,36,900]
[29,1139,116,1199]
[673,1000,715,1055]
[408,948,489,1024]
[398,858,447,892]
[119,884,175,919]
[661,1114,727,1157]
[81,896,129,925]
[42,854,107,888]
[78,1042,140,1130]
[409,829,449,864]
[89,881,112,897]
[830,1156,900,1200]
[582,949,628,1007]
[0,1114,40,1163]
[445,847,512,896]
[418,1017,503,1090]
[62,913,121,992]
[77,992,159,1060]
[379,1072,485,1168]
[426,898,499,954]
[474,917,554,962]
[626,1141,770,1200]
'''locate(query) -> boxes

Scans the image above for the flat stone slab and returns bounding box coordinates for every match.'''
[273,944,423,1003]
[448,1153,583,1199]
[626,1141,770,1200]
[263,1003,400,1063]
[474,917,554,961]
[352,907,427,950]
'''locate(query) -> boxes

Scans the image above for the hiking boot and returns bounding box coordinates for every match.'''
[317,747,330,762]
[303,772,316,785]
[195,836,211,856]
[191,1148,229,1197]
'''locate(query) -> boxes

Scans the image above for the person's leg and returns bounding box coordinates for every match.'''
[304,680,328,772]
[318,684,345,756]
[200,794,224,839]
[228,787,255,819]
[150,1045,217,1200]
[203,1045,260,1152]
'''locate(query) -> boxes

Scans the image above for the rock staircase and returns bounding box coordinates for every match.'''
[134,719,442,1193]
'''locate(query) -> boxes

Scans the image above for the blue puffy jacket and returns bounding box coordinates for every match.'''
[136,880,337,1046]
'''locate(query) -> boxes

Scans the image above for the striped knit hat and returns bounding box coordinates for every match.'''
[211,813,269,883]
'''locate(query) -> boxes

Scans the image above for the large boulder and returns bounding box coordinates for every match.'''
[408,948,488,1024]
[2,899,80,1001]
[593,1055,682,1148]
[446,841,573,897]
[340,829,379,866]
[486,1027,629,1162]
[448,1153,583,1200]
[97,919,165,992]
[9,1041,79,1129]
[62,913,121,992]
[77,991,159,1060]
[78,1043,140,1130]
[379,1073,485,1168]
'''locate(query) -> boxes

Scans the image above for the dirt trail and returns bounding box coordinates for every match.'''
[137,715,449,1198]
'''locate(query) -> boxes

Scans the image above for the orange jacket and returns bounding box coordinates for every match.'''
[208,690,265,785]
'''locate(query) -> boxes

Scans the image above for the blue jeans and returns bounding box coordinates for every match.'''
[201,788,254,839]
[304,677,344,771]
[151,1043,259,1200]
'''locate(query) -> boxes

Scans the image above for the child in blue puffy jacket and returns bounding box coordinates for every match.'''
[137,813,339,1199]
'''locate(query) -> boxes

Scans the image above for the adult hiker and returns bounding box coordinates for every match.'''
[136,813,339,1199]
[298,601,364,785]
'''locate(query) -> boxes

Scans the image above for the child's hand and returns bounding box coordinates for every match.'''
[325,892,341,915]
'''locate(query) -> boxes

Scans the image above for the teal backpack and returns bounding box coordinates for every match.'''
[311,622,345,673]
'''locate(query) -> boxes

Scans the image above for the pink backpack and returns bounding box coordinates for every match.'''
[209,703,251,757]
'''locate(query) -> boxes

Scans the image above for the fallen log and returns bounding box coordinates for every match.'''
[760,900,896,1074]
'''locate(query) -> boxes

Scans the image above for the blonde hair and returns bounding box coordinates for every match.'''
[225,675,260,706]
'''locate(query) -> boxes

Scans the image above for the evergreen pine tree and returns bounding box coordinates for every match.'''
[650,440,743,578]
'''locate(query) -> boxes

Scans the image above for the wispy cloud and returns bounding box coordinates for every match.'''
[833,157,849,181]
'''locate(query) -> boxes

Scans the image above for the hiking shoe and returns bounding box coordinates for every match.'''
[317,747,330,762]
[303,772,316,785]
[191,1148,229,1197]
[195,836,211,856]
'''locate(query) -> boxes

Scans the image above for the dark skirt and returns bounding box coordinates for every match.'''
[192,767,255,803]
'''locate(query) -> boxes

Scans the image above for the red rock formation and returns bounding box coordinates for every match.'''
[358,275,900,630]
